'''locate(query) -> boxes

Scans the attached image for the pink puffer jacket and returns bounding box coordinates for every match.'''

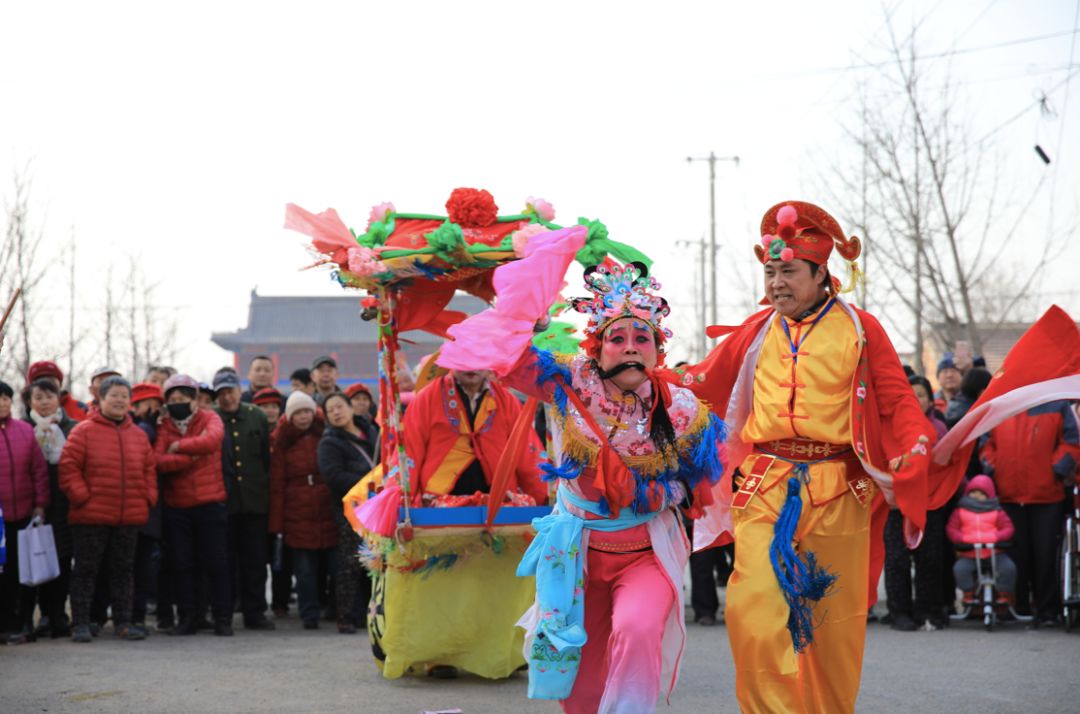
[946,475,1015,559]
[0,417,49,521]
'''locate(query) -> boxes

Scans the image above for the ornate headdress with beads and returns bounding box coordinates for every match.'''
[569,261,672,344]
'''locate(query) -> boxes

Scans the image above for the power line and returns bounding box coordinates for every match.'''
[746,28,1080,82]
[977,65,1080,144]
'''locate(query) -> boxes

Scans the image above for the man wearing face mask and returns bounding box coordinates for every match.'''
[154,375,232,636]
[438,225,725,713]
[674,201,935,713]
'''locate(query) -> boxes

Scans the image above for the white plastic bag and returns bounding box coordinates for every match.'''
[17,518,60,586]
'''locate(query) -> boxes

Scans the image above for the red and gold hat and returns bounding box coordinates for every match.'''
[755,201,861,265]
[753,201,863,294]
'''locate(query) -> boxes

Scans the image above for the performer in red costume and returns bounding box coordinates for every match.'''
[671,201,935,713]
[402,367,548,507]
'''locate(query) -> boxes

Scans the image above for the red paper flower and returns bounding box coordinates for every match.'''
[445,188,499,228]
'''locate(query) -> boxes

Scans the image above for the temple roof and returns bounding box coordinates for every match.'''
[211,290,487,351]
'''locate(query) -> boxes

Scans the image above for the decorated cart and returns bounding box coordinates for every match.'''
[285,188,649,679]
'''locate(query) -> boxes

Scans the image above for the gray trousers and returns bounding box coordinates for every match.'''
[953,553,1017,593]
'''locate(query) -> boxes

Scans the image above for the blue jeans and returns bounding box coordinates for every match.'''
[291,548,336,622]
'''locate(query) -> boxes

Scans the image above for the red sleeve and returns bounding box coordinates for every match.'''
[58,426,90,506]
[499,348,558,403]
[863,311,936,530]
[144,441,158,507]
[945,509,964,544]
[403,385,431,505]
[659,309,772,417]
[176,412,224,456]
[155,429,195,473]
[29,436,50,510]
[995,509,1015,543]
[268,440,285,535]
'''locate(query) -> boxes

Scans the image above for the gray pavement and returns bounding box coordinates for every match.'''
[0,612,1074,713]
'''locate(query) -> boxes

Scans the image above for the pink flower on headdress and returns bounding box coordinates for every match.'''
[525,196,556,222]
[780,247,794,262]
[510,223,549,257]
[367,202,395,228]
[347,245,387,276]
[761,234,774,248]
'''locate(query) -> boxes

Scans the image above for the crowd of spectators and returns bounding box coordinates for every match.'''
[0,355,379,643]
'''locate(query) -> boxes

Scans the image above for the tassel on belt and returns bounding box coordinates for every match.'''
[752,439,843,655]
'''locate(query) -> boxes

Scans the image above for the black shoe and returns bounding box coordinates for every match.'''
[33,616,52,639]
[89,622,102,638]
[214,619,234,637]
[337,620,357,634]
[156,617,175,633]
[244,617,276,631]
[169,616,199,636]
[428,665,459,679]
[890,613,917,631]
[302,619,319,630]
[1035,616,1059,629]
[71,624,93,643]
[7,625,36,645]
[194,617,213,631]
[694,614,717,626]
[50,614,72,639]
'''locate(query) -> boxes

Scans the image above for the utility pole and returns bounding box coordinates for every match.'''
[687,152,739,327]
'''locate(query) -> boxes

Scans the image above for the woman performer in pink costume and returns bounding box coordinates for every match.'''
[439,226,725,713]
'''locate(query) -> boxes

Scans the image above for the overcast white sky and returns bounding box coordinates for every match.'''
[1,0,1078,388]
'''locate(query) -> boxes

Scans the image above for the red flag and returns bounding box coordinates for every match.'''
[929,305,1080,508]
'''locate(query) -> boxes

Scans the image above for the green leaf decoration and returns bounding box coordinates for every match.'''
[574,217,652,269]
[424,220,467,261]
[359,217,395,247]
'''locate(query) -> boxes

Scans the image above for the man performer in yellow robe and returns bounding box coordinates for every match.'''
[672,201,935,713]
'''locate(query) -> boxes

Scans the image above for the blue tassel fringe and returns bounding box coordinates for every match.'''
[532,347,572,416]
[540,458,582,482]
[768,475,837,654]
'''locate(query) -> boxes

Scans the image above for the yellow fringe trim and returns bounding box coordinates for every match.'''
[556,401,713,478]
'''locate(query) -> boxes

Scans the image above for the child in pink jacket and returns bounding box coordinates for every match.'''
[946,475,1017,602]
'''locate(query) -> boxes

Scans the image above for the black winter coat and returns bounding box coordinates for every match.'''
[317,418,378,527]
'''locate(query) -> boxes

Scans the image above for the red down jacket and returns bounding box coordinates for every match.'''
[980,400,1080,505]
[59,413,157,526]
[155,409,226,508]
[268,415,337,550]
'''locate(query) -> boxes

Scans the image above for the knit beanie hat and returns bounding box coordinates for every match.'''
[285,391,317,421]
